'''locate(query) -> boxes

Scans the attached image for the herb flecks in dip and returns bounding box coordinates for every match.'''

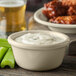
[15,33,63,45]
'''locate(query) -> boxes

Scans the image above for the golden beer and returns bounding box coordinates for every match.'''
[0,1,26,33]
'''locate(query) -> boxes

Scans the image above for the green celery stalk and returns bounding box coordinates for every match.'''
[0,47,8,62]
[0,38,8,42]
[1,48,15,68]
[0,42,11,48]
[0,38,11,48]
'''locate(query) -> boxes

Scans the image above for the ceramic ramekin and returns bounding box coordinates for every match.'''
[8,30,70,71]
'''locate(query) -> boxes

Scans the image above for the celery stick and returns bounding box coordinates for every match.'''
[0,38,8,42]
[0,47,8,62]
[0,38,11,48]
[0,42,11,48]
[1,48,15,68]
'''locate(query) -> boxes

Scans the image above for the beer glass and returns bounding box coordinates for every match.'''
[0,0,27,38]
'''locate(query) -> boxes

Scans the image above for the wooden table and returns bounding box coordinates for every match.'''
[0,12,76,76]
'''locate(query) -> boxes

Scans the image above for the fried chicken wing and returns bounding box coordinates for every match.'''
[42,0,67,19]
[49,15,76,24]
[68,6,76,15]
[42,0,76,24]
[62,0,76,6]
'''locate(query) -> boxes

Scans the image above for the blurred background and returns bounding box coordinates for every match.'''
[27,0,52,11]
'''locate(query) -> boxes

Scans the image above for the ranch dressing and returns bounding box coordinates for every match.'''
[15,33,62,45]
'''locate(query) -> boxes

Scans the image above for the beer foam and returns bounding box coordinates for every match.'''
[0,1,25,7]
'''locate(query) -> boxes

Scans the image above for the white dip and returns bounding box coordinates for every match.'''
[15,33,63,45]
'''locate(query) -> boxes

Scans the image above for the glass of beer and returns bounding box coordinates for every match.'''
[0,0,27,38]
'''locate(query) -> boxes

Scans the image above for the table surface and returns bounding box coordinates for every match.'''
[0,12,76,76]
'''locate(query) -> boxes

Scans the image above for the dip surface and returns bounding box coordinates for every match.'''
[15,33,63,45]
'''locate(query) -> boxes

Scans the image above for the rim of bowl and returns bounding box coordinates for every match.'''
[8,30,70,50]
[34,7,76,28]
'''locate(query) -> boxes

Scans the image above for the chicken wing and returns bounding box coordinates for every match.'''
[62,0,76,6]
[49,15,76,24]
[68,6,76,15]
[42,0,67,19]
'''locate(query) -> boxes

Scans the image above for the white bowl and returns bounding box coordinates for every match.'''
[8,30,70,71]
[34,7,76,34]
